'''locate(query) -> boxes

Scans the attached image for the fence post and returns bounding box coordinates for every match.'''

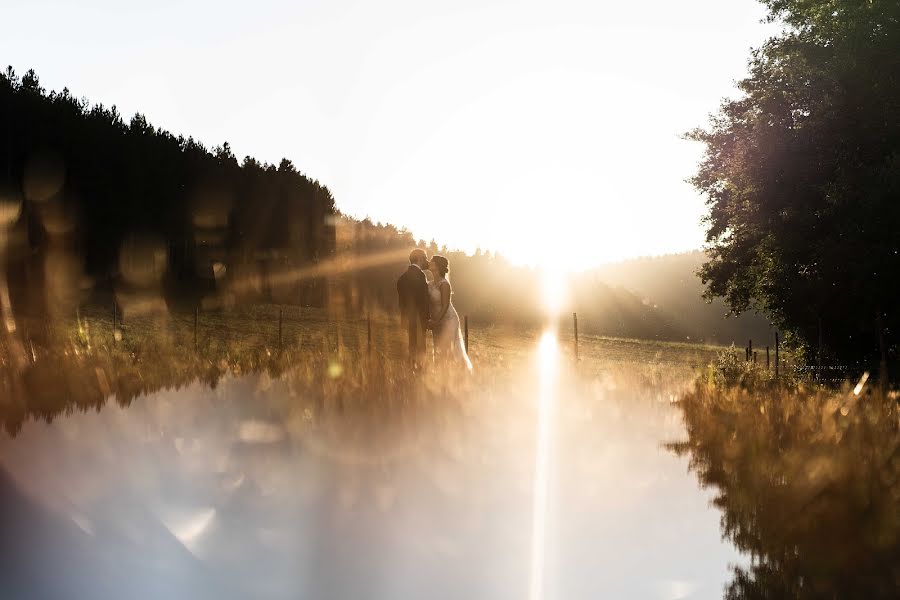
[278,307,283,351]
[464,316,469,354]
[753,351,758,364]
[748,339,753,362]
[573,312,579,361]
[775,331,780,378]
[766,346,770,370]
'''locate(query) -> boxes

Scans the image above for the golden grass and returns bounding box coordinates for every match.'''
[668,380,898,598]
[0,302,727,436]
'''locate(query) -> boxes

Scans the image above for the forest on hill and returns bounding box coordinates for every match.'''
[592,252,772,344]
[329,220,770,345]
[1,66,764,345]
[0,67,337,312]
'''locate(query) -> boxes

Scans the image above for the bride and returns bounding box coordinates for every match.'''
[426,255,473,372]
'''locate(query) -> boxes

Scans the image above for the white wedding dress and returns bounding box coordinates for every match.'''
[428,278,473,372]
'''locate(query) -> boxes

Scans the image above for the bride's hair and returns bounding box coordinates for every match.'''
[432,255,450,278]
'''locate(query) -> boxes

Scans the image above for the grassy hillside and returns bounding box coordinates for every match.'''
[589,250,773,345]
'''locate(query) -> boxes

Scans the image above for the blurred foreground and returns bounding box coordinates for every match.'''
[0,309,896,599]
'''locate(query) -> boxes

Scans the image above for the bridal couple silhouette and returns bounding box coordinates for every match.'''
[397,248,473,372]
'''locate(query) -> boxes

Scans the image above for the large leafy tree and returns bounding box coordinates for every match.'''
[689,0,900,377]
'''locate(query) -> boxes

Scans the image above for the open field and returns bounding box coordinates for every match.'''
[0,301,728,434]
[10,302,730,372]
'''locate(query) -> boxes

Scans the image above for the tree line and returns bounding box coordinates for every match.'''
[0,67,337,315]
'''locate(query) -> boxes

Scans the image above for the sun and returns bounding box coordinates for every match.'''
[539,267,569,317]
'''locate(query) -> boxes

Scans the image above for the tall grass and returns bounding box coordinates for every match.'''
[669,353,899,598]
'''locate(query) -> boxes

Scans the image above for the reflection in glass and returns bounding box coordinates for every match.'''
[669,385,898,599]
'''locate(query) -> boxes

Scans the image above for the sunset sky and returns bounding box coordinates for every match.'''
[2,0,778,269]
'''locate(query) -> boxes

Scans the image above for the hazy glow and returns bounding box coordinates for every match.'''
[167,507,217,551]
[540,268,568,315]
[530,330,558,600]
[1,0,778,267]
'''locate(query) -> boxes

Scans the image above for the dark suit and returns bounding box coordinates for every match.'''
[397,264,430,364]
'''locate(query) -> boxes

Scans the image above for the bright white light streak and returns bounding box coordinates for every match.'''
[168,507,217,552]
[529,331,559,600]
[853,371,869,396]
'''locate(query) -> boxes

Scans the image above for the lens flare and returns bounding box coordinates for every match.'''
[530,330,558,600]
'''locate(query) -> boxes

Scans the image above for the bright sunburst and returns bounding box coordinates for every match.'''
[540,268,569,317]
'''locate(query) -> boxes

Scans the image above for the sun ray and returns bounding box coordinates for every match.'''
[529,330,559,600]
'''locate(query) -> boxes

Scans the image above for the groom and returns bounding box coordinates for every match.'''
[397,248,430,368]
